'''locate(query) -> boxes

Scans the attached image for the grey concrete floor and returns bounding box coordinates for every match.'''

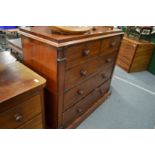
[77,66,155,129]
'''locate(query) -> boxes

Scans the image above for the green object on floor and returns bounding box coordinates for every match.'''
[148,50,155,75]
[148,33,155,75]
[122,26,126,32]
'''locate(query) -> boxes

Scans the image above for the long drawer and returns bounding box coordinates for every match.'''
[0,94,41,129]
[64,40,101,69]
[63,79,111,127]
[64,64,114,111]
[65,57,100,90]
[65,52,117,91]
[18,114,43,129]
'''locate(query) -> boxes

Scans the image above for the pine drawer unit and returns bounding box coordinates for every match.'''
[20,26,123,128]
[0,61,46,129]
[117,37,155,72]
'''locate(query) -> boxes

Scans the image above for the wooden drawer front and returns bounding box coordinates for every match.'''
[65,57,100,90]
[65,51,117,90]
[63,80,111,127]
[118,40,136,62]
[100,36,122,55]
[121,40,137,52]
[0,95,41,129]
[65,40,101,69]
[117,58,130,72]
[99,51,118,67]
[18,114,43,129]
[117,55,131,65]
[64,64,113,111]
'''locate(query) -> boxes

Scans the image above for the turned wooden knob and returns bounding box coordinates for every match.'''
[106,58,112,63]
[101,73,106,79]
[83,49,90,56]
[77,89,84,95]
[80,70,87,76]
[14,113,23,122]
[77,108,83,113]
[92,27,96,31]
[99,89,103,95]
[110,42,116,47]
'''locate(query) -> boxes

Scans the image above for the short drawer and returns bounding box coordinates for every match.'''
[64,64,113,111]
[65,40,101,69]
[121,40,137,52]
[118,40,136,62]
[117,54,132,66]
[99,51,118,66]
[18,114,43,129]
[117,58,130,72]
[0,94,42,129]
[65,57,100,90]
[63,79,111,127]
[100,36,122,55]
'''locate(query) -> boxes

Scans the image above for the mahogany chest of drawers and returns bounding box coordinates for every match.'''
[117,37,155,72]
[0,59,46,129]
[20,26,123,128]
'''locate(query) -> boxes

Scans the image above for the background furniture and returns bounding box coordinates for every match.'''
[0,52,46,128]
[126,26,153,41]
[117,37,155,73]
[0,27,19,51]
[20,26,123,128]
[148,32,155,75]
[7,38,23,62]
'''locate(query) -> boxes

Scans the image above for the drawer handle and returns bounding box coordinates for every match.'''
[106,58,112,63]
[77,89,84,95]
[110,42,116,47]
[77,108,83,113]
[101,73,106,79]
[99,89,103,95]
[14,113,23,122]
[80,70,87,76]
[82,49,90,56]
[115,47,119,51]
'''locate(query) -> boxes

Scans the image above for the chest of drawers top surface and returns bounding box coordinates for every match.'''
[19,26,123,47]
[0,61,46,103]
[123,37,155,45]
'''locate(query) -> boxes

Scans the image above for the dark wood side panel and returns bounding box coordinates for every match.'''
[57,48,66,128]
[21,35,58,128]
